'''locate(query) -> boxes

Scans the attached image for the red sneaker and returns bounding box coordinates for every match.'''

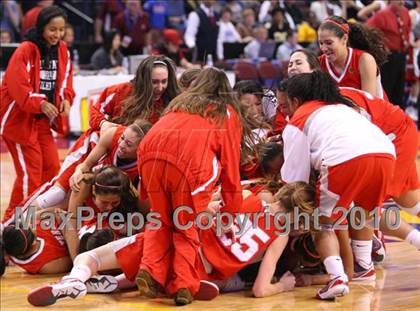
[194,280,219,300]
[27,279,87,306]
[316,276,349,300]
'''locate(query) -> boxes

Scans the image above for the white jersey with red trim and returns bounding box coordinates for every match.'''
[281,100,396,183]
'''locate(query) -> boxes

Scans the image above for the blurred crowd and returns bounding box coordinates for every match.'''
[1,0,419,109]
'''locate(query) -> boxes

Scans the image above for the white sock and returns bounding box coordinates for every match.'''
[323,256,348,281]
[63,264,92,283]
[398,202,420,217]
[352,240,373,269]
[405,229,420,249]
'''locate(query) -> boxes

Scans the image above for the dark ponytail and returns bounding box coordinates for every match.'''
[2,225,35,257]
[284,70,358,109]
[319,15,389,66]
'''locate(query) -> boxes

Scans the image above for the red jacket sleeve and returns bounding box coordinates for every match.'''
[89,83,132,130]
[272,110,288,135]
[58,45,75,104]
[218,107,243,215]
[3,43,45,114]
[89,86,112,130]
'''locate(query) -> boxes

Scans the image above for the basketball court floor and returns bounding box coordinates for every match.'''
[1,140,419,311]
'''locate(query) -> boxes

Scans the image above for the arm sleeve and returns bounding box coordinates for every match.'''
[4,46,46,113]
[89,86,116,130]
[280,124,311,183]
[59,49,75,103]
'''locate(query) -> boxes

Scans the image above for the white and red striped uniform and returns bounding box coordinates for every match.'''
[340,87,419,198]
[320,48,386,99]
[281,100,395,217]
[89,82,133,131]
[9,219,69,274]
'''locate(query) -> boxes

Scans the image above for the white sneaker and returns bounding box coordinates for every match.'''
[316,276,349,300]
[27,279,87,306]
[85,275,118,293]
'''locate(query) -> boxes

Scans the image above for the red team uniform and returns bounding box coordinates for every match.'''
[320,48,387,99]
[89,82,133,131]
[340,87,420,198]
[113,194,282,284]
[137,105,243,295]
[8,219,69,274]
[56,124,138,191]
[281,100,396,218]
[0,41,74,214]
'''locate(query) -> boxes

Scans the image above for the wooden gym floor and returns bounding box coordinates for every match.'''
[1,140,420,311]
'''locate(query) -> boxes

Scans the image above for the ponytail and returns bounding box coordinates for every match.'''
[284,71,359,109]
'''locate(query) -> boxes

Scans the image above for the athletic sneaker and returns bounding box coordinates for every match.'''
[316,276,349,300]
[85,275,118,293]
[372,231,386,265]
[135,269,159,298]
[27,279,87,306]
[174,288,193,306]
[353,262,376,281]
[194,280,219,300]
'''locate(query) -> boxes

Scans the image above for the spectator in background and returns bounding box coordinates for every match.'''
[268,8,290,42]
[166,0,186,30]
[217,7,241,60]
[63,24,75,59]
[143,0,168,29]
[310,0,341,25]
[143,0,168,50]
[0,29,13,44]
[58,0,96,42]
[357,0,386,21]
[340,0,364,20]
[0,0,22,42]
[63,23,80,73]
[114,0,150,55]
[367,0,411,108]
[298,11,319,44]
[276,30,302,64]
[244,25,269,60]
[153,29,199,69]
[94,0,125,44]
[90,29,125,73]
[259,0,297,30]
[21,0,54,37]
[184,0,219,62]
[225,0,244,24]
[282,0,304,26]
[236,8,257,43]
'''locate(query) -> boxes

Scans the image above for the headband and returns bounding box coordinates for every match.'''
[325,19,349,34]
[153,60,167,66]
[94,182,122,190]
[130,123,146,137]
[12,226,30,254]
